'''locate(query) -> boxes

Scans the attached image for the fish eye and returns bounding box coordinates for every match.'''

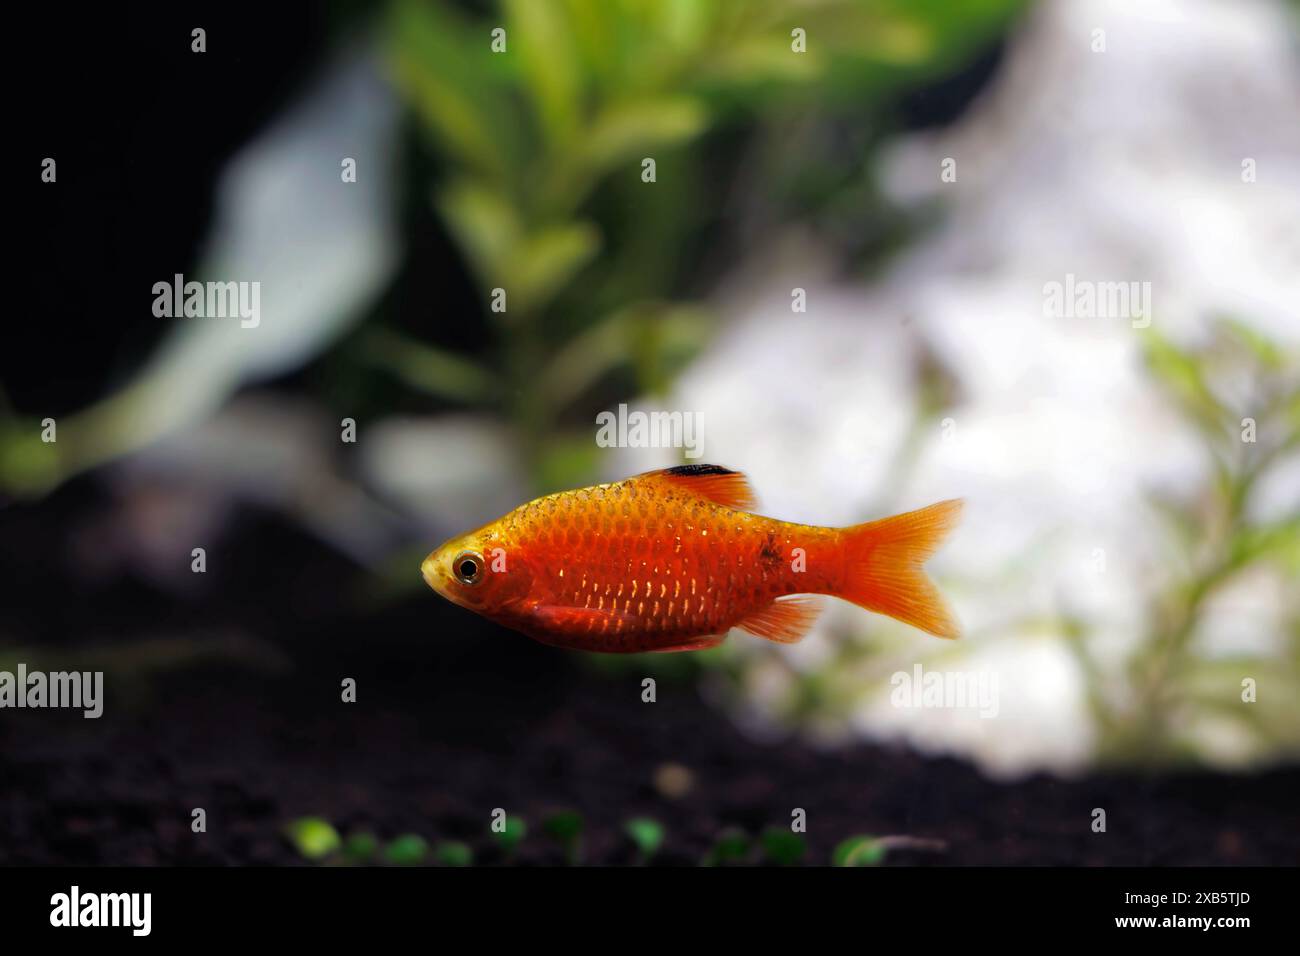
[452,551,484,586]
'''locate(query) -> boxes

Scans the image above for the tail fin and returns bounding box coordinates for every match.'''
[839,499,963,639]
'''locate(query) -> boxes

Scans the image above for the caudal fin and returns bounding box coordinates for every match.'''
[839,499,963,639]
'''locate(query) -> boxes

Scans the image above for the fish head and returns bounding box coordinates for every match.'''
[421,526,535,615]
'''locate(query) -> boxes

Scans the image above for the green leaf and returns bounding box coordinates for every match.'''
[438,181,600,315]
[0,418,64,497]
[1229,515,1300,571]
[578,98,707,177]
[628,304,712,395]
[760,826,807,866]
[660,0,715,51]
[283,817,342,861]
[624,817,666,860]
[1143,331,1229,440]
[816,8,936,66]
[833,835,887,867]
[506,0,582,147]
[512,222,602,314]
[437,180,524,290]
[383,834,430,866]
[700,36,826,87]
[542,810,584,842]
[342,831,379,864]
[701,828,751,866]
[536,303,711,414]
[434,840,475,867]
[491,815,527,853]
[542,810,584,865]
[388,0,522,178]
[562,0,621,86]
[1224,318,1285,371]
[361,329,497,404]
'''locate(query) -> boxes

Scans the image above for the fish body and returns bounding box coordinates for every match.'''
[421,465,961,653]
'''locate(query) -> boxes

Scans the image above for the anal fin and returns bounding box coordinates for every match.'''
[734,596,822,644]
[644,634,727,654]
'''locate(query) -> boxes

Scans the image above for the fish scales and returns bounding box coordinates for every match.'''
[511,484,832,649]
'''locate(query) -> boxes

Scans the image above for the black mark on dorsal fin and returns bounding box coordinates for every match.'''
[647,464,756,510]
[665,464,736,478]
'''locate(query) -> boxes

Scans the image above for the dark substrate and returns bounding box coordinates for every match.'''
[2,484,1297,866]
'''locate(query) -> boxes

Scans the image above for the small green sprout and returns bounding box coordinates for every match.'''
[701,828,752,866]
[491,815,527,859]
[833,835,887,867]
[761,827,807,866]
[542,810,584,865]
[342,831,379,864]
[283,817,342,861]
[434,840,474,867]
[834,834,948,865]
[383,834,430,866]
[624,817,665,863]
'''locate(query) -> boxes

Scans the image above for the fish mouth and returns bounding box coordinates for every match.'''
[420,552,447,594]
[421,549,473,610]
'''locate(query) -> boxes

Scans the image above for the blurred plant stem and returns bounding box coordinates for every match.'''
[1088,324,1300,765]
[361,329,497,405]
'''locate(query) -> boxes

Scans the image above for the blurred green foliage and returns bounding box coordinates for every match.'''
[283,817,343,860]
[760,825,806,865]
[710,317,1300,771]
[490,813,528,857]
[281,813,940,866]
[343,830,380,863]
[541,808,585,863]
[1090,322,1300,766]
[378,0,1027,490]
[624,816,666,862]
[701,826,752,865]
[0,1,1023,497]
[832,834,885,866]
[832,833,945,864]
[383,833,432,865]
[434,839,475,866]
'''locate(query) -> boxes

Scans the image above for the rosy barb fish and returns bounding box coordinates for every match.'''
[422,465,961,653]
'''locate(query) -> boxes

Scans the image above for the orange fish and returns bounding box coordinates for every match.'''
[421,465,961,653]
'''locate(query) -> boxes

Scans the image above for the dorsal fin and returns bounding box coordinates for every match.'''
[639,464,757,511]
